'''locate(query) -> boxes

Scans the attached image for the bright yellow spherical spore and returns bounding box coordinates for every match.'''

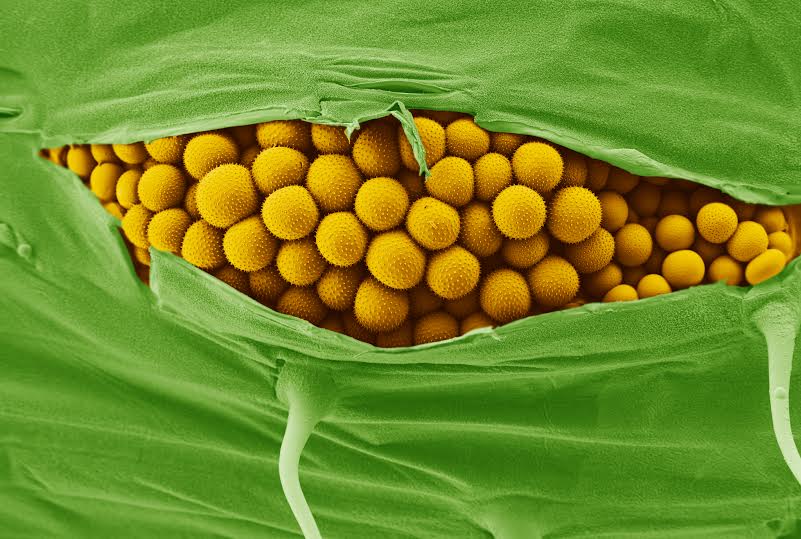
[655,215,695,252]
[547,187,602,244]
[181,220,226,270]
[249,266,289,305]
[662,249,705,289]
[112,142,149,165]
[560,151,588,187]
[603,284,638,302]
[262,185,319,240]
[636,274,672,299]
[354,277,409,332]
[414,311,459,345]
[183,133,239,180]
[459,202,503,257]
[696,202,738,244]
[445,118,490,161]
[251,147,309,195]
[768,231,793,260]
[89,162,124,203]
[527,255,580,307]
[426,246,481,300]
[311,124,350,154]
[223,215,278,272]
[473,153,513,201]
[352,119,401,177]
[598,191,629,233]
[366,231,426,290]
[354,177,410,232]
[256,120,312,152]
[490,132,525,157]
[512,142,563,192]
[115,169,142,209]
[67,145,97,178]
[605,168,639,194]
[479,269,531,323]
[90,144,119,164]
[708,255,743,286]
[276,238,327,286]
[399,117,446,169]
[137,164,186,212]
[427,156,475,207]
[564,228,615,274]
[145,136,186,164]
[196,164,258,228]
[582,263,623,298]
[726,221,769,262]
[316,265,363,311]
[276,286,327,325]
[306,154,363,212]
[460,312,495,335]
[406,197,460,250]
[628,182,661,218]
[315,212,368,267]
[614,223,653,267]
[147,208,192,253]
[492,185,546,240]
[501,231,550,269]
[754,207,787,233]
[121,204,153,249]
[745,249,786,285]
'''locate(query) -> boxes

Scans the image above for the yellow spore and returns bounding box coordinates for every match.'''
[636,274,671,298]
[661,249,705,289]
[473,153,513,201]
[145,136,186,164]
[316,265,363,311]
[406,197,461,250]
[492,185,546,240]
[696,202,738,244]
[745,249,786,285]
[366,231,426,290]
[306,154,363,212]
[708,255,743,286]
[183,133,239,180]
[315,212,368,267]
[399,117,446,169]
[354,177,409,231]
[445,118,490,161]
[262,185,319,240]
[276,238,327,286]
[251,147,309,195]
[181,220,226,270]
[427,156,475,207]
[654,214,695,251]
[603,284,638,302]
[726,221,769,262]
[196,164,258,228]
[512,142,563,192]
[426,246,481,300]
[354,277,409,332]
[255,120,312,152]
[547,187,602,244]
[414,311,459,345]
[527,255,580,307]
[223,215,278,272]
[614,223,653,267]
[564,228,615,274]
[501,231,550,269]
[311,124,350,154]
[459,202,503,257]
[479,269,531,323]
[147,208,192,253]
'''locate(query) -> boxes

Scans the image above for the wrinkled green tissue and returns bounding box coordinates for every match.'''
[2,1,801,537]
